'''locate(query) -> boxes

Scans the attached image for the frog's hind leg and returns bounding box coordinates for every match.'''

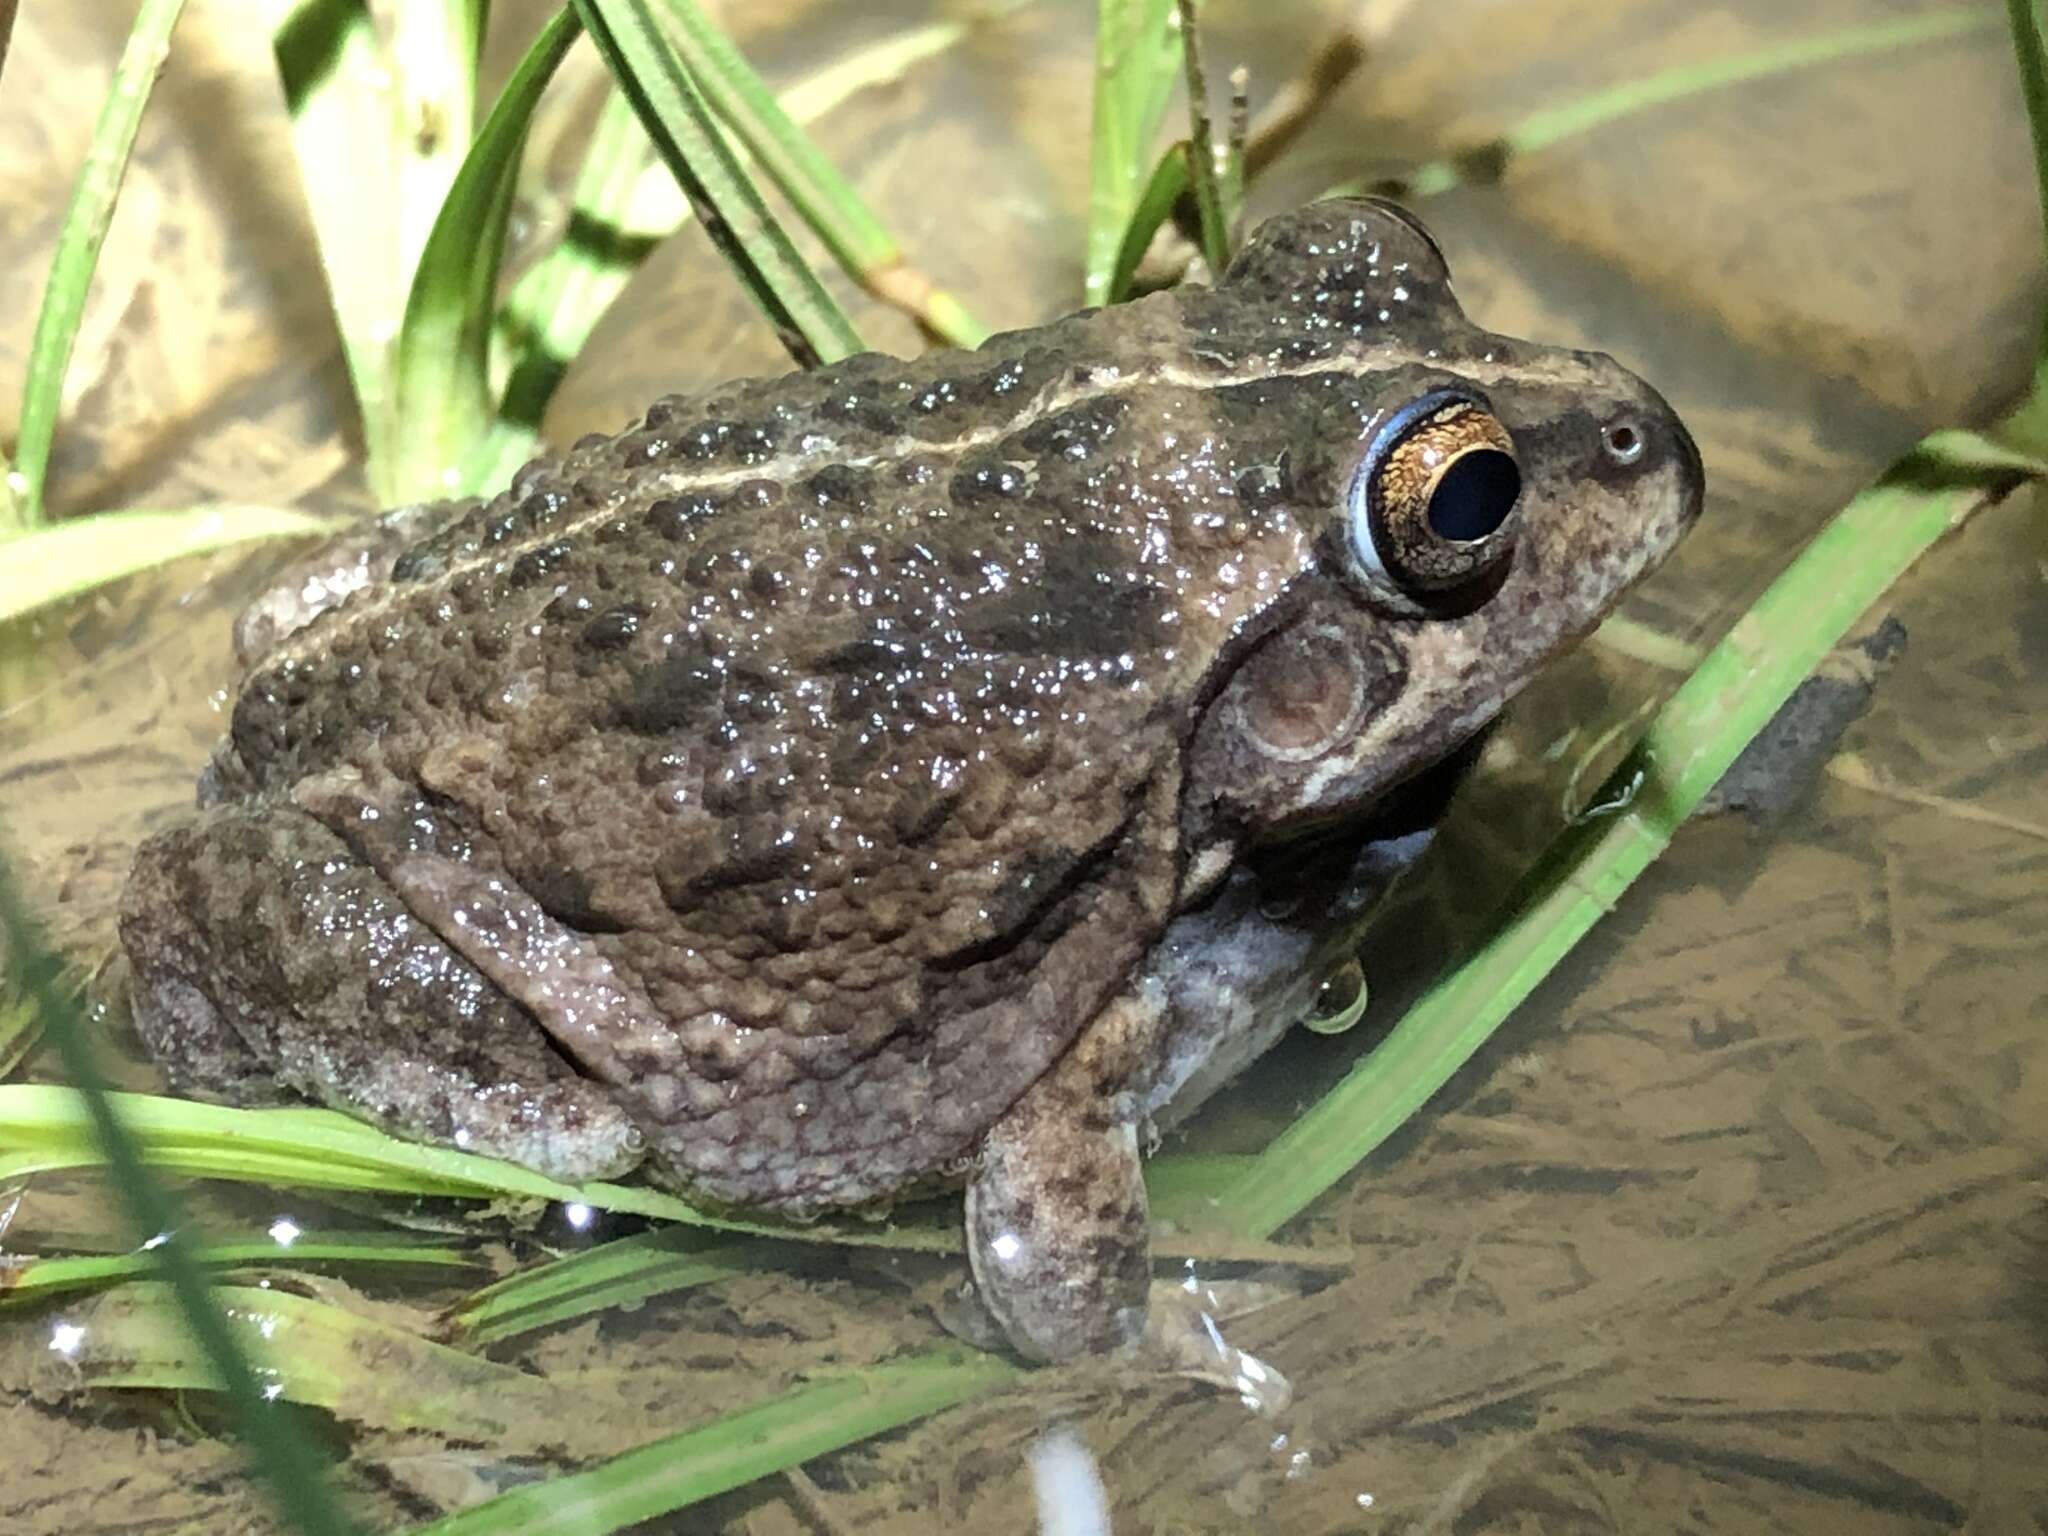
[965,1003,1154,1363]
[120,806,644,1183]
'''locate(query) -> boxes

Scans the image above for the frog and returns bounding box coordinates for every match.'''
[117,196,1703,1363]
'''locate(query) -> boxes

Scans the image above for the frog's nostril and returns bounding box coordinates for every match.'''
[1603,420,1646,466]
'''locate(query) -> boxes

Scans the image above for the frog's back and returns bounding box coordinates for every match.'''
[207,272,1355,1207]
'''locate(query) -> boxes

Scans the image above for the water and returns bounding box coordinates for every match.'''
[2,0,2044,1530]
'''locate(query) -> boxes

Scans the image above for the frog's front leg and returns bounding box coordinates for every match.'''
[964,1005,1153,1362]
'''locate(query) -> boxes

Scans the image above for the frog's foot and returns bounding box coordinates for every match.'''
[965,1055,1150,1362]
[120,806,644,1184]
[1138,1275,1294,1414]
[936,1268,1294,1414]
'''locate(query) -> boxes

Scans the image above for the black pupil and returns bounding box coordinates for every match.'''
[1427,449,1521,541]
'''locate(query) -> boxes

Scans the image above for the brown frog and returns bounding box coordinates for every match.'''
[118,198,1702,1362]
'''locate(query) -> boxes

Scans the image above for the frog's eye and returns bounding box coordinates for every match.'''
[1348,390,1521,595]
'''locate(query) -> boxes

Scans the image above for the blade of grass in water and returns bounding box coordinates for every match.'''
[269,0,407,500]
[388,8,582,501]
[445,1228,757,1347]
[1202,428,2048,1240]
[0,856,362,1536]
[0,504,340,624]
[2,1233,476,1310]
[0,1085,958,1248]
[1379,8,2003,199]
[6,1280,564,1437]
[0,1085,1321,1263]
[462,17,979,495]
[573,0,862,367]
[1086,0,1184,304]
[655,0,982,346]
[407,1347,1019,1536]
[6,0,189,530]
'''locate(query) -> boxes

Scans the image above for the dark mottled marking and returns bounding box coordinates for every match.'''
[1014,397,1126,459]
[524,863,629,934]
[804,464,870,507]
[676,421,735,460]
[615,645,722,734]
[956,532,1164,659]
[509,540,576,587]
[949,460,1031,503]
[580,602,647,651]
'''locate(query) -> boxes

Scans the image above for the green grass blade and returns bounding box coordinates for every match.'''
[1391,8,2002,198]
[1086,0,1183,304]
[388,7,582,501]
[0,504,339,624]
[1104,141,1190,303]
[390,0,486,294]
[573,0,862,367]
[655,0,982,346]
[0,1086,960,1249]
[3,1234,476,1311]
[446,1228,756,1347]
[461,16,980,496]
[269,0,406,499]
[2004,0,2048,447]
[8,0,190,529]
[1202,428,2048,1240]
[0,993,36,1080]
[407,1347,1019,1535]
[9,1280,563,1436]
[1172,0,1230,278]
[459,85,663,495]
[0,1085,1324,1266]
[0,856,363,1536]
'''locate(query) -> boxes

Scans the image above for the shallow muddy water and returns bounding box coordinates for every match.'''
[2,1,2044,1532]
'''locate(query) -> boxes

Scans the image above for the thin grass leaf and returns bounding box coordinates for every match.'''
[446,1228,756,1347]
[0,1086,960,1249]
[407,1347,1019,1535]
[1172,0,1230,278]
[2004,0,2048,447]
[269,0,407,499]
[4,1280,565,1437]
[655,0,983,346]
[461,87,663,496]
[574,0,862,367]
[2,1234,476,1311]
[1105,140,1191,304]
[0,858,361,1536]
[389,8,583,502]
[0,504,339,623]
[8,0,189,530]
[1087,0,1184,304]
[0,994,36,1080]
[390,0,487,295]
[1385,8,2003,199]
[462,16,981,496]
[1201,427,2047,1239]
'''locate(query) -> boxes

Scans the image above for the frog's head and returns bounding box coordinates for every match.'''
[1180,197,1704,862]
